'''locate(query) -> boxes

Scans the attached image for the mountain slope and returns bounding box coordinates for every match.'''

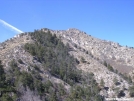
[48,28,134,73]
[0,30,102,101]
[0,28,134,101]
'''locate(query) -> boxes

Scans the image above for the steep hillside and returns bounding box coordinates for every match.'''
[0,30,102,101]
[48,28,134,73]
[0,28,134,101]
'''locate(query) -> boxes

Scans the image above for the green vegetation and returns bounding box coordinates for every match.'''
[80,56,86,63]
[0,30,103,101]
[18,59,23,64]
[65,84,102,101]
[119,73,132,84]
[113,77,118,85]
[0,60,16,101]
[129,85,134,97]
[100,79,105,87]
[24,30,82,85]
[103,61,133,86]
[107,64,114,72]
[103,61,114,72]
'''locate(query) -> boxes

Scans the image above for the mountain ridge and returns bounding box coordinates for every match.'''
[0,28,134,101]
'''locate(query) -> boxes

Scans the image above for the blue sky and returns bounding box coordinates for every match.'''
[0,0,134,47]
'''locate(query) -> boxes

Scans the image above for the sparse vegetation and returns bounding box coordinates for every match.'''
[18,59,23,64]
[0,30,104,101]
[100,78,105,87]
[0,26,134,101]
[103,61,114,72]
[80,56,86,63]
[119,73,132,84]
[129,85,134,97]
[24,30,82,85]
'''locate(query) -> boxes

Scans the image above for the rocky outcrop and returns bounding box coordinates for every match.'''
[42,28,134,98]
[1,28,134,100]
[46,28,134,73]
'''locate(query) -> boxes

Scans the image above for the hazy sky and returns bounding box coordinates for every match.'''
[0,0,134,47]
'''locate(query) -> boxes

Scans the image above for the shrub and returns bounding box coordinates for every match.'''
[18,59,23,64]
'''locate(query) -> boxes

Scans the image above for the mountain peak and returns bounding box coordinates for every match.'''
[67,28,80,31]
[67,28,86,34]
[1,28,134,100]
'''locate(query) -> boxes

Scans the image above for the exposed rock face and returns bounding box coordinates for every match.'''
[47,28,134,98]
[47,28,134,73]
[0,33,32,66]
[1,28,134,100]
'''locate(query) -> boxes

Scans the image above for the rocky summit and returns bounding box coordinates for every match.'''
[0,28,134,101]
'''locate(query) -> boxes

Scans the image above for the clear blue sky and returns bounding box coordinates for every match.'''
[0,0,134,47]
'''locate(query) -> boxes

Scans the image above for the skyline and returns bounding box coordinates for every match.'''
[0,0,134,47]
